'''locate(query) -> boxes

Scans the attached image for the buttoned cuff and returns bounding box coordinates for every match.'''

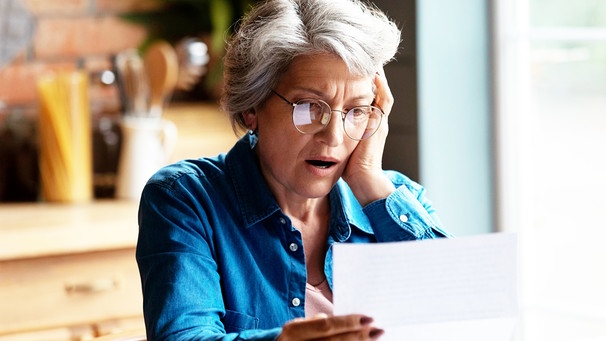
[363,185,445,241]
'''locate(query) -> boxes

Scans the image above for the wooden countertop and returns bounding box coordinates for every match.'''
[0,200,139,261]
[0,102,239,262]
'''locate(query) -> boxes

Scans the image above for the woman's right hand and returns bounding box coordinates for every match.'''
[341,68,396,207]
[277,314,384,340]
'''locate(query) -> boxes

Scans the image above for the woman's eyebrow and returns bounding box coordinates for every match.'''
[286,85,375,104]
[287,86,325,98]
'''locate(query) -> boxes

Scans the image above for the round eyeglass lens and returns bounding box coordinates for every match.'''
[344,107,382,140]
[292,100,328,134]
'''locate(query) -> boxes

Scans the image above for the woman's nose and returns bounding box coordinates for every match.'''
[316,110,345,146]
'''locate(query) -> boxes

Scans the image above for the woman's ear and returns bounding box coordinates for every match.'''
[242,109,257,131]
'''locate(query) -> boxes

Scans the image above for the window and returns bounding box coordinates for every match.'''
[494,0,606,340]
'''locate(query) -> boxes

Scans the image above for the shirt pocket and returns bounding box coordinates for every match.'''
[224,309,259,332]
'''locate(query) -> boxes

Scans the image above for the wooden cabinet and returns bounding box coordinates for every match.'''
[0,201,145,341]
[0,103,237,340]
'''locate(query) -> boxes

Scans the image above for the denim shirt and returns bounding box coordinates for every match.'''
[136,133,450,341]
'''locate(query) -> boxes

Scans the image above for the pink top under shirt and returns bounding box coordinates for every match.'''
[305,278,334,317]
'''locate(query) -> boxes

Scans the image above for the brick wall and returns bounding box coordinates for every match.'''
[0,0,156,106]
[0,0,161,202]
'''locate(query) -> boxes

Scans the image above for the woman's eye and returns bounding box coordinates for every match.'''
[309,102,323,110]
[350,107,369,117]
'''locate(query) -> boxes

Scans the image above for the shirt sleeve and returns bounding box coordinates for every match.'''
[136,179,282,341]
[362,171,452,242]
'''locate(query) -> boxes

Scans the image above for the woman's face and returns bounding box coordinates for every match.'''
[251,53,375,203]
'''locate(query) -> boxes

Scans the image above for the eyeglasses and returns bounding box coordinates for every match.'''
[272,90,384,141]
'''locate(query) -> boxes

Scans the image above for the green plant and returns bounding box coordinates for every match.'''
[123,0,256,49]
[121,0,258,96]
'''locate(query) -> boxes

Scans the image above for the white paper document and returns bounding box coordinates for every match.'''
[333,233,518,341]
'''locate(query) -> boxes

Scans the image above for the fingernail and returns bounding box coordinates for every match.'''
[370,328,385,339]
[360,316,374,325]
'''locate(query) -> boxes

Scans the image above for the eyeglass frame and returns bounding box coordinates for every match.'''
[271,90,384,141]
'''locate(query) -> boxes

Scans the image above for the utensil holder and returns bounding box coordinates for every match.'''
[115,116,177,200]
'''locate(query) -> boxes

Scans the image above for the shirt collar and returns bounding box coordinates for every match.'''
[330,180,374,240]
[225,133,374,238]
[226,134,282,228]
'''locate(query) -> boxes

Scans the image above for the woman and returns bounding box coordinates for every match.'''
[136,0,450,340]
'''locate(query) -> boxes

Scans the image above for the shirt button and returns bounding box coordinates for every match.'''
[399,214,409,223]
[291,297,301,307]
[279,217,287,225]
[289,243,299,252]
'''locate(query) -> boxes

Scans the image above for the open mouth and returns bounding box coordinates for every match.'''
[306,160,336,169]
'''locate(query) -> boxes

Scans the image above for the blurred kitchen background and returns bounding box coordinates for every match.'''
[0,0,605,340]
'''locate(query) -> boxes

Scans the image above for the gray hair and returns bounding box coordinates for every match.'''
[221,0,402,132]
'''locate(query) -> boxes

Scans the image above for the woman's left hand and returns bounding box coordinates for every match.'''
[278,314,384,341]
[342,67,396,206]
